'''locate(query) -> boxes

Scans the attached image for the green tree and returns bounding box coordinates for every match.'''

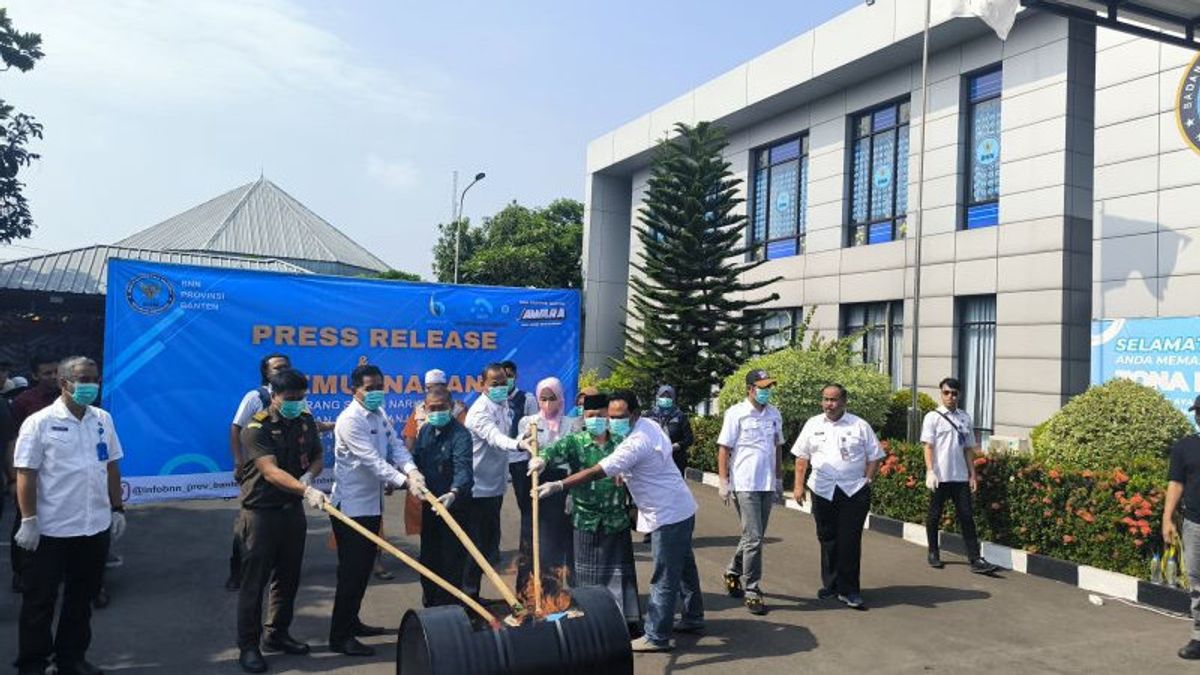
[0,9,44,244]
[431,198,583,288]
[618,122,780,410]
[374,269,422,282]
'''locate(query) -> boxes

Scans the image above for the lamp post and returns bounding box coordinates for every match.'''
[453,171,486,284]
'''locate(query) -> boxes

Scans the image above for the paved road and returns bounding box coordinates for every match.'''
[0,484,1189,673]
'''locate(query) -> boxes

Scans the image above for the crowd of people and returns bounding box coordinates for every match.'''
[9,351,1200,673]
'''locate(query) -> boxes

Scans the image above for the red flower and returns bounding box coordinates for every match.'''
[1134,539,1145,547]
[1062,535,1075,544]
[1049,469,1061,480]
[1077,510,1095,523]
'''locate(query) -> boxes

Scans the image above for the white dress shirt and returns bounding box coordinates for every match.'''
[790,412,884,500]
[232,386,267,427]
[920,406,975,483]
[331,400,415,517]
[506,390,541,463]
[598,417,696,532]
[516,415,575,471]
[13,398,123,537]
[717,399,784,492]
[465,395,520,498]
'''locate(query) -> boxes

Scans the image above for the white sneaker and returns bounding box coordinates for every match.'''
[630,636,674,652]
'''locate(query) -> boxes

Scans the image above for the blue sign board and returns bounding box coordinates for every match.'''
[1091,317,1200,425]
[103,259,580,503]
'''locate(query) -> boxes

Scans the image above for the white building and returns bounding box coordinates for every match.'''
[582,0,1200,438]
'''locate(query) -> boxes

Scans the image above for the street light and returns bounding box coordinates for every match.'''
[453,171,486,284]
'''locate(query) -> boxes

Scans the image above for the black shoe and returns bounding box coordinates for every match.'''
[928,551,944,569]
[817,587,837,600]
[225,574,241,592]
[92,587,110,609]
[1180,640,1200,660]
[723,573,744,598]
[352,622,388,637]
[330,637,375,656]
[838,593,866,610]
[969,558,999,574]
[261,633,310,655]
[56,660,104,675]
[238,648,268,673]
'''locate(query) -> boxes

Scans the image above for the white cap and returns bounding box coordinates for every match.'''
[424,369,447,386]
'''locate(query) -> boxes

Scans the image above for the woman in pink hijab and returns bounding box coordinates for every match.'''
[515,376,578,596]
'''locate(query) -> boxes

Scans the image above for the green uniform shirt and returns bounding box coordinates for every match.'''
[239,409,321,509]
[540,431,630,534]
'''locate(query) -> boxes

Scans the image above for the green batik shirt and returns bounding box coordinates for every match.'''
[540,431,631,534]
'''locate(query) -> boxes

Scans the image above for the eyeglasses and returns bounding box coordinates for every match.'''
[941,390,959,396]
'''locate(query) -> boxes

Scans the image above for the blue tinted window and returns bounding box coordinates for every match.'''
[848,100,909,246]
[965,68,1002,229]
[749,134,809,261]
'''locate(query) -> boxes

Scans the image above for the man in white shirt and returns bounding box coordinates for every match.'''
[327,364,426,657]
[717,369,784,615]
[537,390,702,653]
[922,377,997,574]
[13,356,126,675]
[791,383,884,610]
[462,362,533,599]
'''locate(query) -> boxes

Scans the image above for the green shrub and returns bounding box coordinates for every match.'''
[1033,379,1191,474]
[687,415,721,474]
[882,390,937,441]
[715,348,892,442]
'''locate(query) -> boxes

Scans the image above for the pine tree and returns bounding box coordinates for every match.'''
[618,122,780,410]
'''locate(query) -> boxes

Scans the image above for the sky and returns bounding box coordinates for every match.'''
[1,0,863,277]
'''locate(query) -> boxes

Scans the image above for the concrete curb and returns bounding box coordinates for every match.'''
[683,468,1188,615]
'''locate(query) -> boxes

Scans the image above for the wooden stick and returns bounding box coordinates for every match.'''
[321,502,500,627]
[529,421,542,615]
[422,490,524,617]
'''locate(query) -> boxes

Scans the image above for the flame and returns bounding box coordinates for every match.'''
[518,564,573,619]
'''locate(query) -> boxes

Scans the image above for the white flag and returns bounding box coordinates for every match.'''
[948,0,1020,40]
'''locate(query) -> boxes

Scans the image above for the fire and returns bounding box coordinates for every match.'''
[518,565,573,619]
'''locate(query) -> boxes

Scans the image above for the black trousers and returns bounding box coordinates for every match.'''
[461,495,503,598]
[9,494,24,587]
[926,482,980,560]
[329,513,380,644]
[420,501,470,607]
[237,506,306,650]
[510,461,533,568]
[16,530,110,670]
[514,490,575,594]
[811,485,871,596]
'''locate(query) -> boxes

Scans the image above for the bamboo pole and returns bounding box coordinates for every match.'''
[529,421,542,615]
[422,490,524,617]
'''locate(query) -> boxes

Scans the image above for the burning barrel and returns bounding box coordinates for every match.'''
[397,586,633,675]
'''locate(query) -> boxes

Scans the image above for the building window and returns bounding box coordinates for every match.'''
[842,300,904,389]
[748,307,802,354]
[964,68,1002,229]
[849,100,910,247]
[958,295,996,438]
[749,136,809,261]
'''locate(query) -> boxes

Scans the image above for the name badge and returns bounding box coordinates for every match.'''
[97,441,109,462]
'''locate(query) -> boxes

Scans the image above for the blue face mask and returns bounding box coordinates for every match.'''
[427,410,451,427]
[70,382,100,406]
[279,399,306,419]
[656,397,674,410]
[487,386,509,403]
[569,405,583,417]
[362,390,386,412]
[755,388,772,405]
[608,417,631,438]
[584,416,608,436]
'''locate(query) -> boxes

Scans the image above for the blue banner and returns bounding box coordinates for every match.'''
[103,259,580,504]
[1091,317,1200,426]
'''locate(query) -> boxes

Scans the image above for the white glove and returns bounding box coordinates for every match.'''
[718,478,731,505]
[535,480,563,499]
[303,486,329,510]
[110,511,127,542]
[437,491,456,509]
[517,437,534,453]
[527,456,546,476]
[407,468,426,487]
[15,516,39,551]
[925,470,939,491]
[409,480,428,499]
[299,472,313,488]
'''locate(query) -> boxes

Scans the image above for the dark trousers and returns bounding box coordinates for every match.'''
[9,494,24,587]
[237,506,307,650]
[515,491,575,594]
[510,461,533,568]
[16,530,110,670]
[811,485,871,596]
[329,513,380,644]
[229,532,242,581]
[926,482,980,560]
[420,501,470,607]
[462,495,503,598]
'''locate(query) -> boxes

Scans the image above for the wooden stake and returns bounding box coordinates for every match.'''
[529,421,542,615]
[422,490,524,618]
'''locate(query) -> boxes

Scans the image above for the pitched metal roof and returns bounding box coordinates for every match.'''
[115,177,389,273]
[0,245,309,295]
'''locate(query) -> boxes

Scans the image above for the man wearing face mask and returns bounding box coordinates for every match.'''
[13,356,125,675]
[235,368,327,674]
[528,393,641,635]
[717,370,784,615]
[647,385,695,477]
[463,362,534,600]
[327,364,426,657]
[411,389,474,607]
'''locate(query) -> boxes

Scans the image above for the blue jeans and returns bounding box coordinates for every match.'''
[645,515,703,645]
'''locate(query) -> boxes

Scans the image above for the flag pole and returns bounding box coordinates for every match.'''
[908,0,933,443]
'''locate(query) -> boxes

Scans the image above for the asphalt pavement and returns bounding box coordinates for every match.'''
[0,483,1190,673]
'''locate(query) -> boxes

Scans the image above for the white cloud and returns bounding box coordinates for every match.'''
[365,154,419,189]
[4,0,440,118]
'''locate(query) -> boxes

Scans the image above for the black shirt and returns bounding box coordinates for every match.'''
[411,419,474,497]
[239,409,322,509]
[1168,435,1200,524]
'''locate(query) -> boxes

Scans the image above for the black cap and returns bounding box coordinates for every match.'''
[582,393,609,411]
[1190,395,1200,412]
[745,369,776,387]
